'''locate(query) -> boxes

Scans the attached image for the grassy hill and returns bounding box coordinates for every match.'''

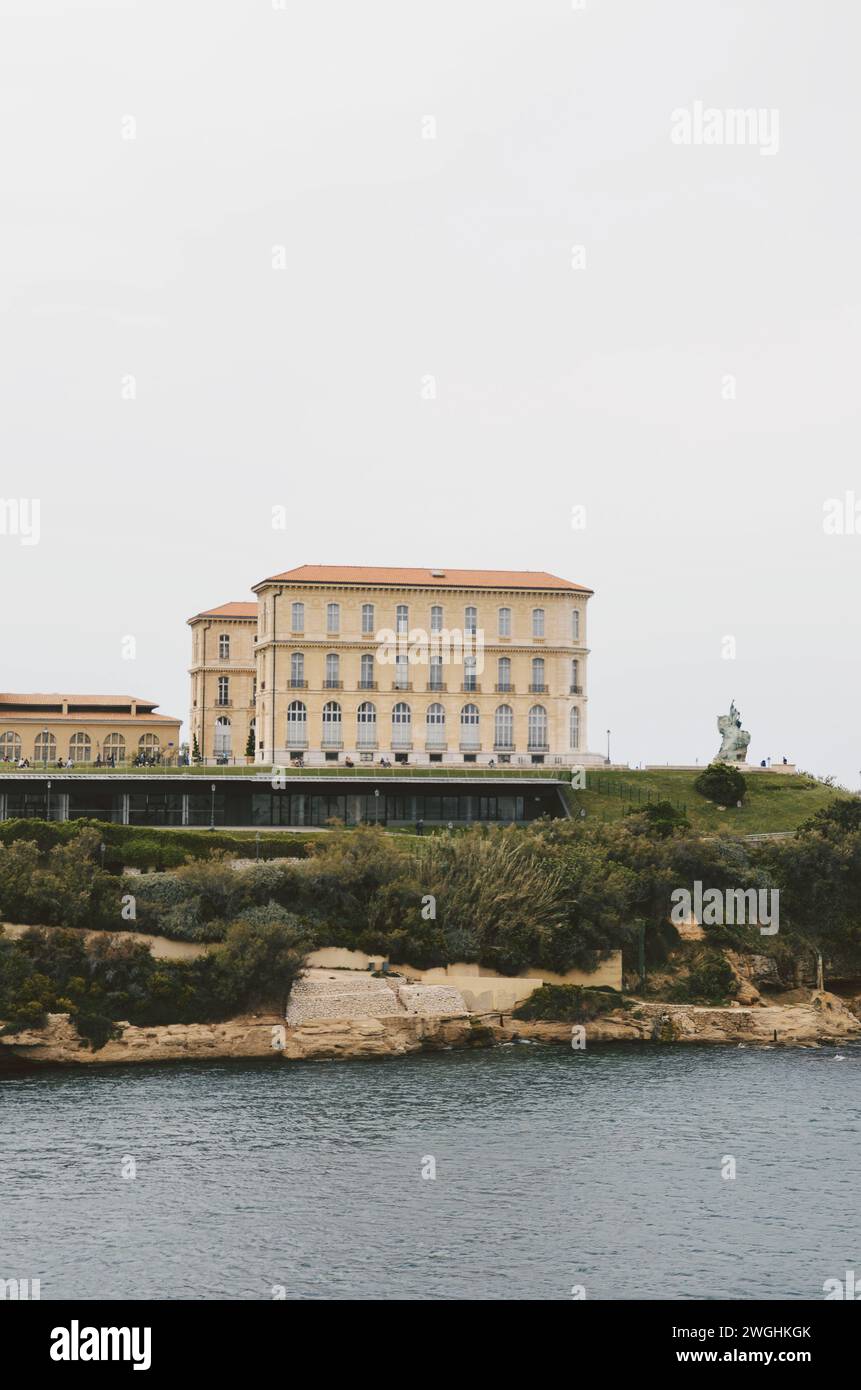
[563,768,844,834]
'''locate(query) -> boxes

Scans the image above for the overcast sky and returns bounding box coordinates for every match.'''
[1,0,858,785]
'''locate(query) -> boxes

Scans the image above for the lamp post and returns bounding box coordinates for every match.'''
[42,729,49,769]
[255,831,261,862]
[606,729,611,765]
[374,787,380,826]
[46,779,51,822]
[209,782,216,831]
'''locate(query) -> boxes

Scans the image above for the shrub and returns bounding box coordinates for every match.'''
[693,763,747,808]
[0,819,311,866]
[73,1012,122,1051]
[624,800,689,837]
[214,913,311,1013]
[667,952,736,1004]
[513,984,622,1023]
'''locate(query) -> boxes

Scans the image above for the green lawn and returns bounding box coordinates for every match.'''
[566,768,843,833]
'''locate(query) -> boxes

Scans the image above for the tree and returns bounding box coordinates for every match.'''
[245,726,256,758]
[694,762,747,808]
[215,914,310,1014]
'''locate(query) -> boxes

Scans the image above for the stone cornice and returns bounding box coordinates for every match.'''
[253,581,590,601]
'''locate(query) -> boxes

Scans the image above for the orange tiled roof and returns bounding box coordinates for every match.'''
[254,565,591,593]
[187,601,257,623]
[0,694,159,708]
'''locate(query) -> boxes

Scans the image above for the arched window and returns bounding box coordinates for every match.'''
[497,656,511,691]
[528,705,548,749]
[532,607,545,638]
[429,653,444,691]
[570,706,580,751]
[362,603,375,635]
[290,652,305,687]
[322,701,342,746]
[392,702,412,747]
[531,657,545,691]
[103,732,126,764]
[571,659,579,693]
[460,703,480,749]
[360,653,375,689]
[327,602,340,634]
[357,701,377,747]
[498,606,511,637]
[217,675,229,705]
[325,653,340,687]
[291,601,304,632]
[213,718,231,756]
[426,703,446,748]
[218,634,230,659]
[69,732,92,764]
[464,605,477,634]
[572,608,580,641]
[139,733,160,755]
[34,731,56,763]
[287,701,307,748]
[494,705,513,750]
[0,731,22,761]
[430,604,443,633]
[396,604,409,635]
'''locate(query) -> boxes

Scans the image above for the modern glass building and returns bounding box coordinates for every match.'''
[0,774,567,828]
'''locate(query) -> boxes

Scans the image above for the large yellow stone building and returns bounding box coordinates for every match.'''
[189,566,593,767]
[0,694,182,766]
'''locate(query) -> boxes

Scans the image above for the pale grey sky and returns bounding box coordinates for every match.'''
[1,0,858,784]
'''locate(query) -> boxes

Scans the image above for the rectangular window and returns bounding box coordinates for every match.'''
[498,607,511,637]
[572,609,580,641]
[532,608,545,638]
[327,602,340,633]
[362,603,374,635]
[291,602,304,632]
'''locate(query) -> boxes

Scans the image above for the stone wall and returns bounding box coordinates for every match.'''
[285,970,469,1024]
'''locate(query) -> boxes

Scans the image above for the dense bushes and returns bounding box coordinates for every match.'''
[513,985,624,1023]
[0,916,309,1046]
[0,819,311,869]
[6,793,861,1029]
[666,952,737,1005]
[0,832,121,931]
[624,800,689,837]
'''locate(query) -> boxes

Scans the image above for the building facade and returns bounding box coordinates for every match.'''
[187,602,257,761]
[190,566,594,767]
[0,694,181,766]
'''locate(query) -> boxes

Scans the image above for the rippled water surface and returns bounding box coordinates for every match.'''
[2,1044,859,1299]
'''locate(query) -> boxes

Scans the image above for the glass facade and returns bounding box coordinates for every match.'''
[0,776,563,827]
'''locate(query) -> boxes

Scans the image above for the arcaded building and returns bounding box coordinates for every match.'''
[190,565,592,767]
[0,694,182,765]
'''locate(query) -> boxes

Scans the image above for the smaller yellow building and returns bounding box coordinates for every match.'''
[0,694,182,766]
